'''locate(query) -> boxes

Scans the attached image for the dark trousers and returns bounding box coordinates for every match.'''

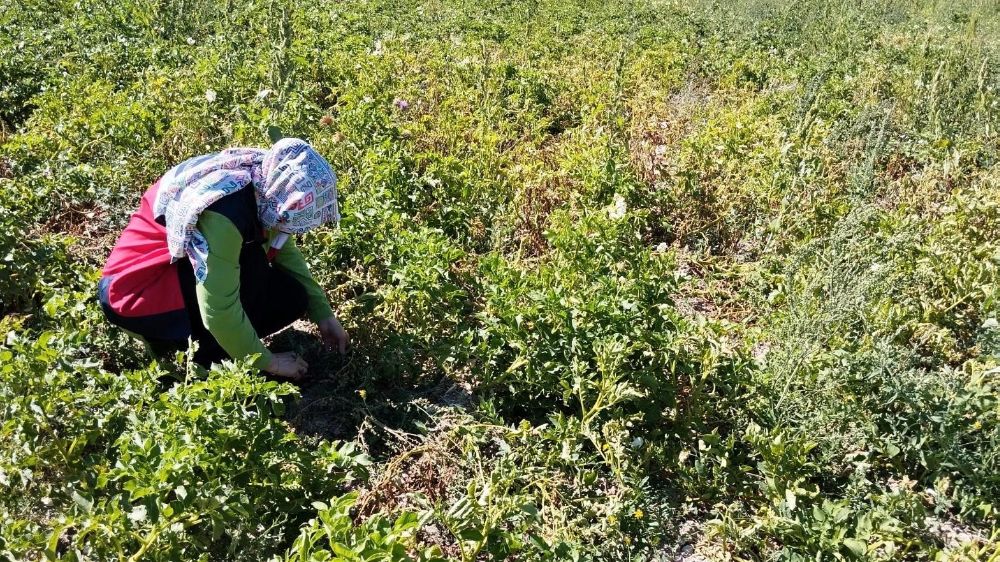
[149,244,309,367]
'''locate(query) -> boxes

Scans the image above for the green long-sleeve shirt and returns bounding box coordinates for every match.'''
[195,210,334,369]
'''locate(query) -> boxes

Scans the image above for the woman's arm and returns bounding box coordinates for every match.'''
[271,235,349,353]
[271,234,334,322]
[195,210,272,369]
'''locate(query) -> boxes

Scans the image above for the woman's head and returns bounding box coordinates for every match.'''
[154,137,340,281]
[257,137,340,234]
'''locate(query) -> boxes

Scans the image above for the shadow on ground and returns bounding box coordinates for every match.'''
[267,321,474,459]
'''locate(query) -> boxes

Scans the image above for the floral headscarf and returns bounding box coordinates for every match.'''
[153,138,339,282]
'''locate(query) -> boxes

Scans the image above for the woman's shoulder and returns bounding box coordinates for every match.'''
[203,186,261,242]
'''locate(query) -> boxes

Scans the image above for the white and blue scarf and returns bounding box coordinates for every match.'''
[153,138,339,282]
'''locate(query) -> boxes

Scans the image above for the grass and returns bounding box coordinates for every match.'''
[1,0,999,560]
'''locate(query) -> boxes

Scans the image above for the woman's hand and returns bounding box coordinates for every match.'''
[265,351,309,380]
[318,316,349,355]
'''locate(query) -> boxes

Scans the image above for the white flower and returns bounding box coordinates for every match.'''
[654,242,668,254]
[205,89,217,102]
[256,88,272,99]
[752,342,771,363]
[186,37,195,45]
[129,505,147,523]
[608,193,627,220]
[631,437,644,449]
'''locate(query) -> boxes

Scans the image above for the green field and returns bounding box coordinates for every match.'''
[2,0,999,559]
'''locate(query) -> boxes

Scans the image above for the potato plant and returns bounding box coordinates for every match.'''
[2,0,999,560]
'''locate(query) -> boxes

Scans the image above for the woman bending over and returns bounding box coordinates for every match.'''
[98,138,348,380]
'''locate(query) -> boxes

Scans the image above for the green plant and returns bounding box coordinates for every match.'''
[2,0,999,559]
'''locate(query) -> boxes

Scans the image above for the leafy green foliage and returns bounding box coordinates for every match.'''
[2,0,999,559]
[0,307,371,561]
[281,494,442,562]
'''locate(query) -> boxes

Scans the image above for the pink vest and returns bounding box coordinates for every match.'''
[101,181,186,318]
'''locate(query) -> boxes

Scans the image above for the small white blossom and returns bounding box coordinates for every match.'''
[186,37,195,45]
[129,505,147,523]
[205,89,217,102]
[608,193,627,220]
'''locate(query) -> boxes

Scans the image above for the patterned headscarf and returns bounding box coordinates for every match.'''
[153,138,339,282]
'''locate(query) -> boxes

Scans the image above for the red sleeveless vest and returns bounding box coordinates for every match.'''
[101,181,186,319]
